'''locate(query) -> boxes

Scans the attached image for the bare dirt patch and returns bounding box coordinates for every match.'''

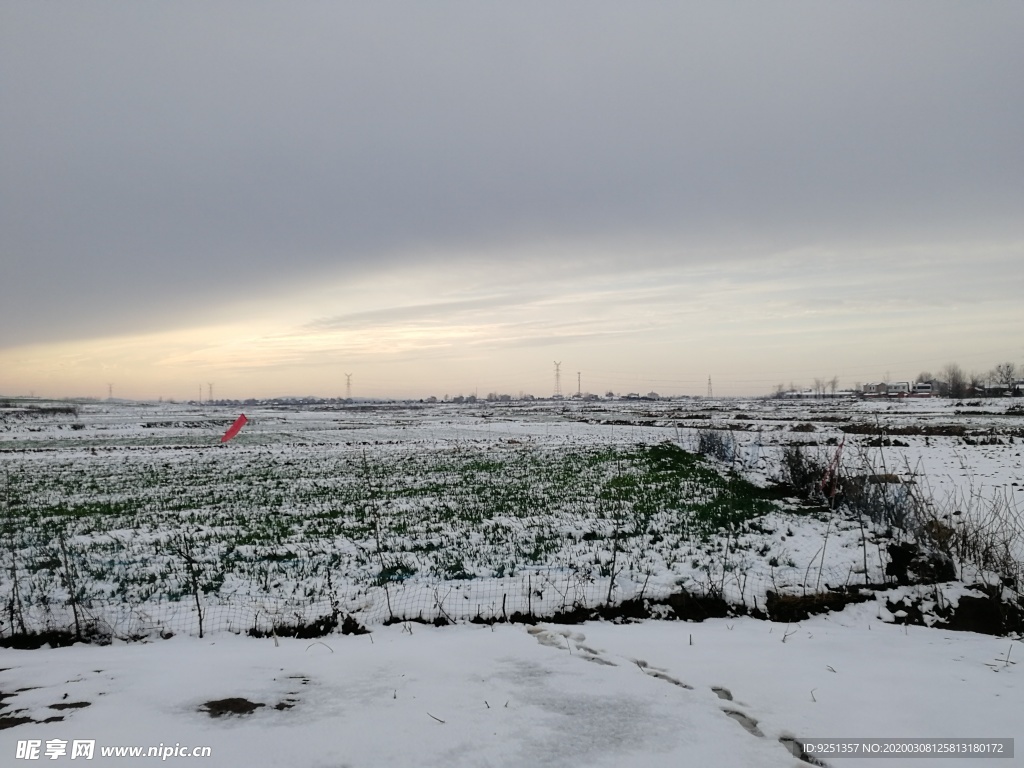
[201,697,266,717]
[49,701,91,710]
[0,690,76,730]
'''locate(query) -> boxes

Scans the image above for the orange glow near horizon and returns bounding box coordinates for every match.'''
[2,243,1021,401]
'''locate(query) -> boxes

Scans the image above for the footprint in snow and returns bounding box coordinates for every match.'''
[629,659,694,689]
[527,627,823,764]
[723,708,764,737]
[528,627,617,665]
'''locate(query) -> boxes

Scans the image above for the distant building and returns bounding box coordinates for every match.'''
[985,379,1024,397]
[865,381,912,397]
[783,389,813,398]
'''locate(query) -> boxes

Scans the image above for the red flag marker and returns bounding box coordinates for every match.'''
[221,414,248,443]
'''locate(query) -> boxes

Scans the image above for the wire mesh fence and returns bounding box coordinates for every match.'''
[0,562,875,642]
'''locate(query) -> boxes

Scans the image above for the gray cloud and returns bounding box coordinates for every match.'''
[305,294,537,332]
[2,2,1022,347]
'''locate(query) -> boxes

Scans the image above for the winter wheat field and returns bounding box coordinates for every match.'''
[0,397,1022,767]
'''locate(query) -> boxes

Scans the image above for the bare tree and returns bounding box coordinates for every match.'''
[969,371,987,397]
[915,371,933,384]
[992,362,1018,394]
[942,363,967,398]
[813,377,825,399]
[828,376,839,398]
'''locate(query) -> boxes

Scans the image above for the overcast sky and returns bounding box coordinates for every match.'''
[2,2,1022,399]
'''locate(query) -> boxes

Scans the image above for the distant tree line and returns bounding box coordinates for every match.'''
[770,361,1021,399]
[917,361,1021,398]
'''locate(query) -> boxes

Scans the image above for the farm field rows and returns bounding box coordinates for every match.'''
[1,396,1021,640]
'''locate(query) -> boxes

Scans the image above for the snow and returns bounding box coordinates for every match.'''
[1,618,1020,767]
[1,397,1022,765]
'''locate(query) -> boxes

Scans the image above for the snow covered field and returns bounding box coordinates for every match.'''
[0,616,1019,767]
[2,397,1021,632]
[1,397,1021,765]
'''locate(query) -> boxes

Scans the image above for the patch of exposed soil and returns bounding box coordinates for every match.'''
[49,701,91,710]
[884,542,956,586]
[248,612,369,638]
[887,585,1024,635]
[841,423,967,437]
[765,589,872,623]
[0,695,68,731]
[658,590,731,621]
[0,716,37,730]
[497,589,733,626]
[0,630,80,650]
[0,624,110,649]
[201,697,265,717]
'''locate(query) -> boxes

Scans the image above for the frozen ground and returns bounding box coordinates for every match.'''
[4,395,1020,505]
[1,615,1020,767]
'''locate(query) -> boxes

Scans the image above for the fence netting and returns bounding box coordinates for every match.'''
[1,562,877,641]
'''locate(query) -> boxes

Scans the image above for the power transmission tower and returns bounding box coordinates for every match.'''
[207,383,213,402]
[553,362,562,398]
[107,383,113,400]
[577,371,581,398]
[707,376,713,399]
[345,373,352,400]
